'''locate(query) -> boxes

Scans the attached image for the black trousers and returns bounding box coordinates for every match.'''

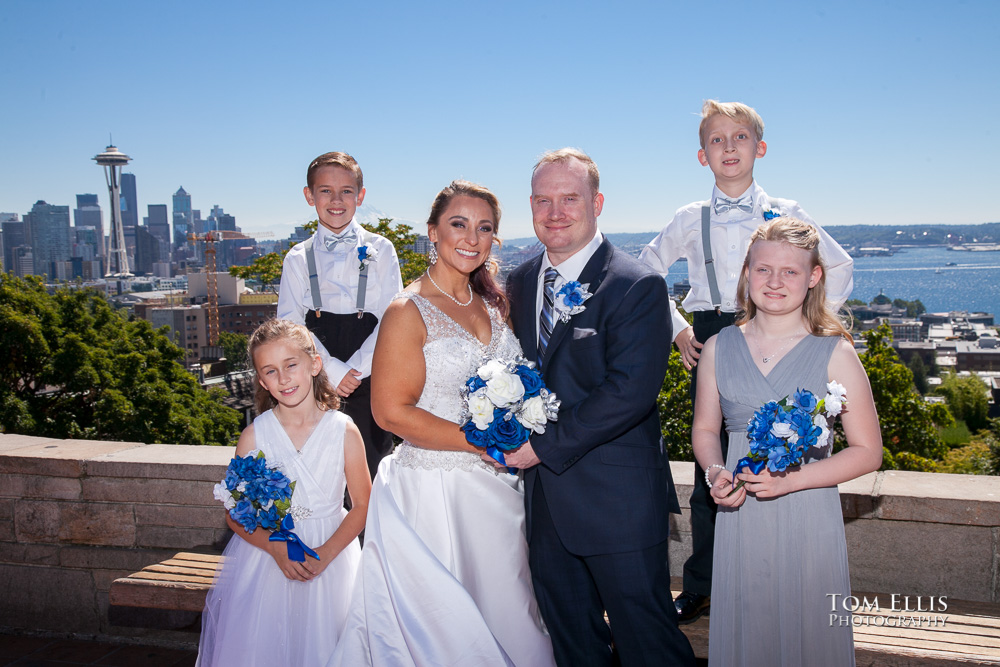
[682,310,737,596]
[529,478,696,667]
[306,310,393,480]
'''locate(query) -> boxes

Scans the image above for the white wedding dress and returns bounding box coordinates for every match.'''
[330,292,556,667]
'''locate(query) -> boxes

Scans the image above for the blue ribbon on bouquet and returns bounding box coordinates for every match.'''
[485,444,517,475]
[268,514,320,562]
[726,457,768,497]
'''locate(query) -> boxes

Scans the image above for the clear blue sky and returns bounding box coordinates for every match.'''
[2,0,997,241]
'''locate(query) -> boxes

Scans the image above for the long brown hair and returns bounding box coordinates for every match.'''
[426,180,509,319]
[735,217,852,342]
[248,319,341,414]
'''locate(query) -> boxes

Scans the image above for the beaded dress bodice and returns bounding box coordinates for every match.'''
[393,291,523,473]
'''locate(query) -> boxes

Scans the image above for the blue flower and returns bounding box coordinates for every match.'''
[463,419,491,449]
[763,209,782,221]
[514,364,544,398]
[487,413,530,452]
[466,375,487,394]
[792,389,818,412]
[231,499,259,533]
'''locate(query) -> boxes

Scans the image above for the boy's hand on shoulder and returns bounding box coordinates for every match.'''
[675,327,703,370]
[337,369,362,397]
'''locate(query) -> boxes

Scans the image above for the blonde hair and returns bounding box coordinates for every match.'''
[248,319,341,414]
[698,100,765,149]
[735,217,852,342]
[532,147,600,195]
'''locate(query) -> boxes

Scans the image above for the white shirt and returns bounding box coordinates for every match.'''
[535,229,604,324]
[277,219,403,381]
[638,182,853,341]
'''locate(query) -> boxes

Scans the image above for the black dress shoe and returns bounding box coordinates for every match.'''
[674,591,710,624]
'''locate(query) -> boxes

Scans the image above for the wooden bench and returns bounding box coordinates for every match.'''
[674,588,1000,666]
[108,552,221,629]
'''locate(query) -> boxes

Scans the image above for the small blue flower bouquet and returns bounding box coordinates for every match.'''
[357,245,378,271]
[460,358,560,470]
[213,450,319,562]
[553,281,592,323]
[731,382,847,494]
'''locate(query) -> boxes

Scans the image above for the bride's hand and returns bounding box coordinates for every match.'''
[480,452,507,469]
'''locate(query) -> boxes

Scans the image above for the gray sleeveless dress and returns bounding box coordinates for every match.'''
[709,326,855,667]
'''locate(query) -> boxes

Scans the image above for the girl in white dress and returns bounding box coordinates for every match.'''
[198,319,372,667]
[332,181,556,666]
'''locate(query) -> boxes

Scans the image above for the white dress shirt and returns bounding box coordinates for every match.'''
[638,182,853,341]
[535,229,604,324]
[277,219,403,382]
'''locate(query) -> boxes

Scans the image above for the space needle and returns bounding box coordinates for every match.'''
[93,143,132,280]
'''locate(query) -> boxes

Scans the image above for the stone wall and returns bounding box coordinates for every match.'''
[1,434,998,645]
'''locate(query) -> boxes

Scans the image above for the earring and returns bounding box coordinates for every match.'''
[428,243,438,265]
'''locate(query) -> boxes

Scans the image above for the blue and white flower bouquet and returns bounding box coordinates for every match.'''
[213,451,319,562]
[553,281,592,323]
[357,245,378,271]
[460,358,560,470]
[730,381,847,494]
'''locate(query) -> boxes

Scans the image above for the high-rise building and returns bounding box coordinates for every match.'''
[134,226,159,276]
[146,204,171,262]
[74,194,105,258]
[25,200,71,278]
[173,187,192,251]
[1,214,25,275]
[120,172,138,252]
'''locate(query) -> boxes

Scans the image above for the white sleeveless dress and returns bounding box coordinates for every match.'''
[330,292,556,667]
[197,409,361,667]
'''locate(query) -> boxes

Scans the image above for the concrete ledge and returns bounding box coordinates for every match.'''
[0,435,997,646]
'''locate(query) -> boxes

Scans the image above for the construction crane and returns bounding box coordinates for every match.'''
[187,230,274,345]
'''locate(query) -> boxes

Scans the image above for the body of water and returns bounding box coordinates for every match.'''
[665,246,1000,316]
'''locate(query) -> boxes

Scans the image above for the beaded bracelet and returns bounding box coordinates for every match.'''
[705,464,727,488]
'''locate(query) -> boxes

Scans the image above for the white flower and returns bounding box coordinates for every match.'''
[484,368,525,407]
[813,414,831,448]
[213,482,236,510]
[477,359,508,382]
[826,381,847,401]
[824,395,844,417]
[516,395,549,434]
[236,481,248,493]
[468,389,495,430]
[770,422,796,442]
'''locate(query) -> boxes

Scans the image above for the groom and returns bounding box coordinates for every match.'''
[505,148,696,666]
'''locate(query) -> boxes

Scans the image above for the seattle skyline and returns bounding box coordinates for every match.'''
[2,1,997,242]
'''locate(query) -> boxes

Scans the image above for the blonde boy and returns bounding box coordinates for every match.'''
[639,100,853,623]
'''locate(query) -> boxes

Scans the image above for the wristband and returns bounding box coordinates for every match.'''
[705,464,726,488]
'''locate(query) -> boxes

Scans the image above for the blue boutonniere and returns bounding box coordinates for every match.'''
[357,245,378,271]
[553,281,593,323]
[762,209,782,221]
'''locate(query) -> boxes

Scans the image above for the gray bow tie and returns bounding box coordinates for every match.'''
[714,196,754,216]
[324,231,357,251]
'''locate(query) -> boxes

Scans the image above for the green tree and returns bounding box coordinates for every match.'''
[859,323,948,470]
[228,252,284,292]
[658,347,693,461]
[907,354,929,395]
[892,298,927,317]
[219,331,251,372]
[361,218,428,285]
[0,274,240,446]
[934,371,990,432]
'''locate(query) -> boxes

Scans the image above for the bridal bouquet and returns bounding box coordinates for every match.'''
[730,382,847,494]
[460,358,560,469]
[214,451,319,562]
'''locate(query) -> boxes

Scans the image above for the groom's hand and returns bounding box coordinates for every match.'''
[504,442,541,469]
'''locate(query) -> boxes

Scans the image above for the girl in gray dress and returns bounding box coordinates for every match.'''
[692,217,882,667]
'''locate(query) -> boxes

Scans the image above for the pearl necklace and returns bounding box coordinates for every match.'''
[426,268,473,307]
[749,320,804,364]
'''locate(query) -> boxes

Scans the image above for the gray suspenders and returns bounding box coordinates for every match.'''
[302,230,370,318]
[701,199,779,315]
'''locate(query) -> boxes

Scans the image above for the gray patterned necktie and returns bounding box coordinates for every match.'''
[537,267,559,363]
[713,196,754,216]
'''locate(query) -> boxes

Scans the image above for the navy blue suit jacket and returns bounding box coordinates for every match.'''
[507,239,680,556]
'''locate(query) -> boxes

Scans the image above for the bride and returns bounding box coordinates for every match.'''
[331,181,556,666]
